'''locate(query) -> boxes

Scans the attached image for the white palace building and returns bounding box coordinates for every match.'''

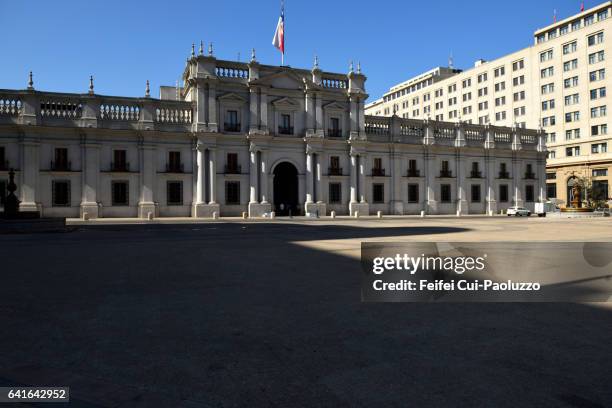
[0,45,546,219]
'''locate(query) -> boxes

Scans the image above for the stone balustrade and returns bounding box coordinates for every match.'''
[0,89,193,131]
[364,115,543,150]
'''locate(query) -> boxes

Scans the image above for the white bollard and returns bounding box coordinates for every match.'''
[242,212,248,219]
[489,210,493,217]
[212,211,218,219]
[420,210,425,218]
[377,211,383,218]
[270,211,275,219]
[456,210,461,217]
[330,210,336,219]
[147,212,154,221]
[354,211,360,218]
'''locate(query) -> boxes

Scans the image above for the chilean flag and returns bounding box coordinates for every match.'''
[272,4,285,58]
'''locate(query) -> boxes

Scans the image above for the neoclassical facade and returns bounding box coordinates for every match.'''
[0,47,546,218]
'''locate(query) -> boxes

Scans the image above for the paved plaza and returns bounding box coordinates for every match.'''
[1,217,611,407]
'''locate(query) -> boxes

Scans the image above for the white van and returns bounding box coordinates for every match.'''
[535,202,559,217]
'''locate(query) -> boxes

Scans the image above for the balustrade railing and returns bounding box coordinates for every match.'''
[215,66,249,79]
[155,106,192,124]
[0,98,22,116]
[365,117,389,135]
[520,134,537,144]
[433,125,455,139]
[493,128,512,143]
[100,103,140,121]
[464,126,485,141]
[321,77,348,89]
[40,99,82,119]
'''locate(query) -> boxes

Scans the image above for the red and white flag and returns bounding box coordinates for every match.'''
[272,2,285,63]
[581,2,585,12]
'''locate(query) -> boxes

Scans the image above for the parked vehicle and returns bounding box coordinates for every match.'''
[507,206,531,216]
[535,202,560,217]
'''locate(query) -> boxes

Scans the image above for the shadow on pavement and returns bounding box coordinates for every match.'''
[0,223,610,407]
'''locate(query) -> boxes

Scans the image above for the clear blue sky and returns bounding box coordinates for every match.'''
[0,0,595,101]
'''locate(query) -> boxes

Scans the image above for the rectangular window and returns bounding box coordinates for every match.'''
[471,184,481,202]
[226,153,239,173]
[279,114,292,134]
[588,32,604,46]
[112,149,128,171]
[512,60,524,71]
[329,182,342,204]
[329,117,340,137]
[167,181,183,205]
[52,180,71,207]
[499,184,508,202]
[224,110,239,132]
[593,169,608,177]
[168,151,182,172]
[225,181,240,204]
[563,41,577,54]
[408,184,419,203]
[53,147,69,171]
[111,181,129,206]
[372,183,384,203]
[525,185,534,202]
[440,184,451,203]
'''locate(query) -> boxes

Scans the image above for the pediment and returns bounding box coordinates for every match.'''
[218,92,247,104]
[252,70,307,90]
[271,96,299,109]
[323,101,346,111]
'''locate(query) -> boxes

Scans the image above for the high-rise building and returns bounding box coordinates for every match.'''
[366,1,611,206]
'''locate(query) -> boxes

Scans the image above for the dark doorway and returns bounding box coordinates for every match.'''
[273,162,299,216]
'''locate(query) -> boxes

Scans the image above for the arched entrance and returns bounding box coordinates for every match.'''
[273,161,299,216]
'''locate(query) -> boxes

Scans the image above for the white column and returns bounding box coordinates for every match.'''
[260,90,268,133]
[315,93,323,132]
[249,149,258,203]
[305,91,315,132]
[209,148,217,204]
[425,151,437,213]
[512,157,522,205]
[260,150,269,204]
[350,154,358,203]
[208,84,218,131]
[305,151,314,203]
[249,88,259,132]
[315,153,323,203]
[80,139,100,217]
[19,138,39,212]
[359,154,367,203]
[196,146,205,204]
[138,142,157,218]
[391,150,403,214]
[485,155,497,213]
[456,153,468,214]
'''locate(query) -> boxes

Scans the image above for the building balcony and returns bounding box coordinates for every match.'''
[327,128,342,137]
[372,168,386,176]
[225,164,242,174]
[407,169,420,177]
[439,170,453,178]
[110,162,130,172]
[524,172,536,179]
[166,163,184,173]
[50,160,71,171]
[498,171,511,179]
[224,123,241,132]
[328,167,343,176]
[470,170,482,178]
[278,126,294,135]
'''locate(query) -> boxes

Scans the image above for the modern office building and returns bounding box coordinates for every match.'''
[366,1,611,206]
[0,46,545,219]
